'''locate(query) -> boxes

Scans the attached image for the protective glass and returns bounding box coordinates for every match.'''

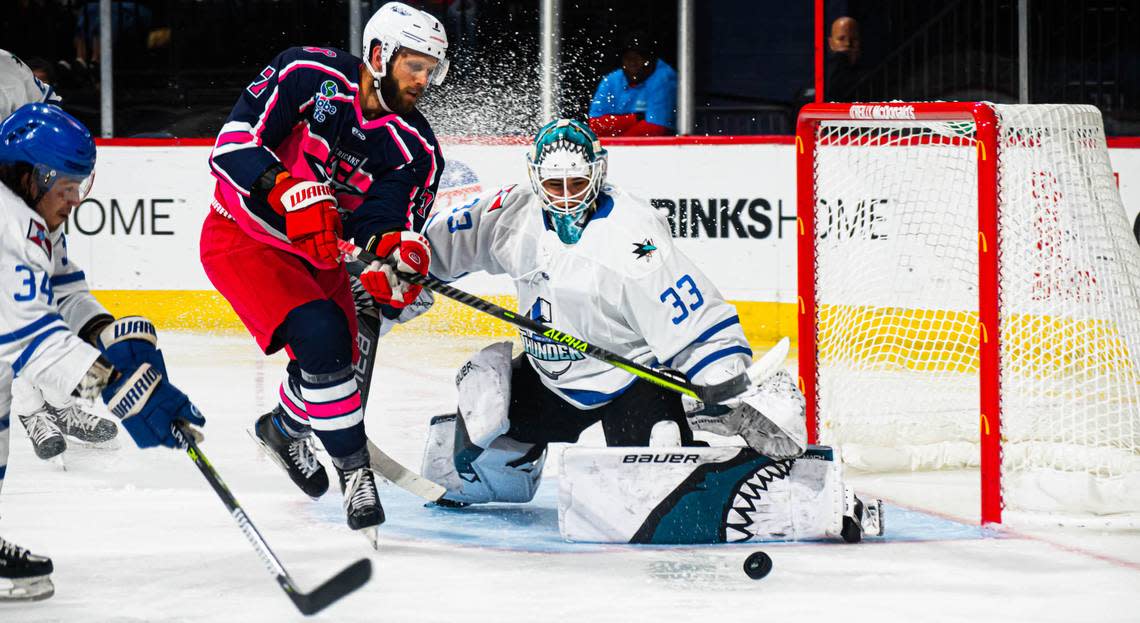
[33,163,94,200]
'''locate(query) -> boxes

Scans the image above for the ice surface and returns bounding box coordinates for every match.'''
[1,333,1137,622]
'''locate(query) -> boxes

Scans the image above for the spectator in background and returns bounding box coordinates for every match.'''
[826,16,864,102]
[588,31,677,137]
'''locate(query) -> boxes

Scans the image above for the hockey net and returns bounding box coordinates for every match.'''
[796,102,1140,524]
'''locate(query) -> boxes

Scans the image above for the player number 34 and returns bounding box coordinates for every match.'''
[13,264,53,305]
[660,274,704,325]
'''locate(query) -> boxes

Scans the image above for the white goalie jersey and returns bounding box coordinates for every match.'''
[0,49,59,118]
[423,183,752,409]
[0,183,104,396]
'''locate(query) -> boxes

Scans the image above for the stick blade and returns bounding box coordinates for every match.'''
[367,440,446,502]
[288,558,372,616]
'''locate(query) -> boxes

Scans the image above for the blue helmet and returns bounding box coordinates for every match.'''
[526,119,608,245]
[0,103,96,197]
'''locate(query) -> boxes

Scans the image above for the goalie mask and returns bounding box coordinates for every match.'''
[362,1,450,90]
[527,119,608,245]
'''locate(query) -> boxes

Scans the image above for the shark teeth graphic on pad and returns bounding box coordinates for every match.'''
[724,461,793,542]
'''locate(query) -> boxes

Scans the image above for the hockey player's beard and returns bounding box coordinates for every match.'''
[379,76,416,114]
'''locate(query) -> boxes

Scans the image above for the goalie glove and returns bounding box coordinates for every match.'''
[683,366,807,459]
[377,288,434,339]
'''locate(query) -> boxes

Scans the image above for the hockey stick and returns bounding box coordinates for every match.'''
[337,239,788,404]
[177,422,371,615]
[347,265,447,502]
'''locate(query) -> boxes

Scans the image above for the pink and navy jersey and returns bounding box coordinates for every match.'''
[209,46,443,258]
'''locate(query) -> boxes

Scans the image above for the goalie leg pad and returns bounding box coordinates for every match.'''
[454,341,513,448]
[559,445,849,544]
[421,413,545,505]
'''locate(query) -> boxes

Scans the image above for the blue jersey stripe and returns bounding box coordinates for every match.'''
[0,313,65,345]
[50,271,87,286]
[684,345,754,381]
[558,378,636,406]
[0,414,9,433]
[664,315,742,368]
[12,326,71,375]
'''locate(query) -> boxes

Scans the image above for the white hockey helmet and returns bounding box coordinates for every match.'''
[362,2,449,88]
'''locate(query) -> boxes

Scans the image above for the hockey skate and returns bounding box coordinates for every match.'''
[18,413,66,461]
[47,404,119,448]
[252,407,330,499]
[0,537,54,602]
[337,466,384,549]
[841,487,884,543]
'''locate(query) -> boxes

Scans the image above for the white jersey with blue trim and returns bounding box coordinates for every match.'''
[0,183,101,396]
[424,183,751,409]
[0,49,60,118]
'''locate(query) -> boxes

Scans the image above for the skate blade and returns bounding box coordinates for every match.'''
[68,436,122,450]
[49,454,67,472]
[0,576,55,602]
[358,526,380,551]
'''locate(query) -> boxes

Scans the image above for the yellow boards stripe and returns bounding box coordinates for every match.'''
[90,291,799,349]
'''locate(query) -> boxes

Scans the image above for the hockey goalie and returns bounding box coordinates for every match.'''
[415,119,882,544]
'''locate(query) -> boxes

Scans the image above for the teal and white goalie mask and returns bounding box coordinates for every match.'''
[526,119,608,245]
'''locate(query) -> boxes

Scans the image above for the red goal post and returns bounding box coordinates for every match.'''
[795,102,1140,525]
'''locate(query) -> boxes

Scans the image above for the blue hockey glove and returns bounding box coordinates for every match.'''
[96,317,206,449]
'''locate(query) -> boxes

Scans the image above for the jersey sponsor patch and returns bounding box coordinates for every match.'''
[25,220,52,258]
[313,80,339,122]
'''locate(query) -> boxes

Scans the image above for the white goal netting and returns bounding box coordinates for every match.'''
[807,104,1140,517]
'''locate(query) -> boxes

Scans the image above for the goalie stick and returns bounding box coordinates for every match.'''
[338,239,789,404]
[177,422,371,615]
[347,265,447,502]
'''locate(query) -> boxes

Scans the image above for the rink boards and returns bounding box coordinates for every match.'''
[73,139,1140,348]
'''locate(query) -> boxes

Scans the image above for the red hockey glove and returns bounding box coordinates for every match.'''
[267,175,342,268]
[359,231,431,309]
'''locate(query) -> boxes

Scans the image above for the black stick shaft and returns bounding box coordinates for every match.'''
[178,424,370,615]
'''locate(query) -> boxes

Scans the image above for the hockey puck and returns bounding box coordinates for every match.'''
[743,551,772,580]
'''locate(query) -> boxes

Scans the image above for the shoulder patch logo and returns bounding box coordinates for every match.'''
[320,80,338,97]
[247,65,275,98]
[26,220,52,259]
[632,238,656,261]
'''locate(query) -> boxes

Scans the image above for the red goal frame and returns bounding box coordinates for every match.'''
[795,102,1004,524]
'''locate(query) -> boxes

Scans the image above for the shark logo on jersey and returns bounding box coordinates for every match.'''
[632,239,657,261]
[520,298,585,380]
